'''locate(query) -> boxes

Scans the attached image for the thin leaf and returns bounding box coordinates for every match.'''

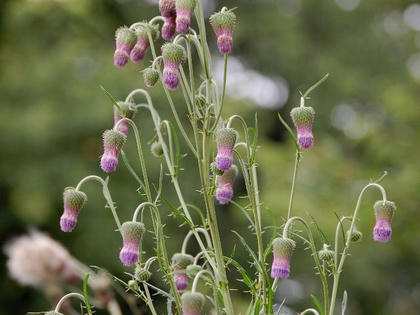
[311,294,324,315]
[121,150,145,189]
[309,214,329,245]
[83,274,93,315]
[223,256,256,295]
[277,113,299,150]
[228,199,255,230]
[168,121,181,177]
[100,85,122,114]
[162,196,193,227]
[341,290,348,315]
[231,230,261,273]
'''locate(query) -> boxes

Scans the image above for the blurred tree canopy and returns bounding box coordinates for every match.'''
[1,0,419,314]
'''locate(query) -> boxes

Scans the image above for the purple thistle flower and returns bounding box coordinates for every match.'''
[172,253,194,291]
[290,106,315,150]
[162,16,176,41]
[181,291,205,315]
[175,0,196,34]
[114,27,137,67]
[113,101,136,136]
[271,237,296,279]
[209,9,236,54]
[215,127,237,171]
[60,188,87,232]
[216,165,238,205]
[100,129,127,173]
[159,0,176,17]
[162,43,185,90]
[130,37,149,63]
[373,200,396,243]
[119,221,145,266]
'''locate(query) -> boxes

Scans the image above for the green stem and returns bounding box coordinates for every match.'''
[287,150,302,220]
[211,53,228,131]
[329,183,387,315]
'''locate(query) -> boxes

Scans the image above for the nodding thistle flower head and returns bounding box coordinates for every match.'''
[162,43,185,90]
[172,253,194,291]
[159,0,176,17]
[100,129,127,173]
[135,265,152,282]
[143,67,160,88]
[114,101,136,136]
[318,244,335,263]
[271,237,296,279]
[130,29,150,63]
[373,200,396,243]
[209,8,236,54]
[181,291,205,315]
[347,227,363,243]
[215,127,237,171]
[290,106,316,150]
[114,27,137,67]
[175,0,196,34]
[162,16,176,41]
[151,141,164,157]
[119,221,146,266]
[186,264,201,278]
[60,187,87,232]
[216,165,238,205]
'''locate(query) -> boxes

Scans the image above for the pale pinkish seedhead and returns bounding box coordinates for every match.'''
[271,257,291,279]
[163,60,180,90]
[176,9,192,34]
[130,38,150,63]
[162,16,176,41]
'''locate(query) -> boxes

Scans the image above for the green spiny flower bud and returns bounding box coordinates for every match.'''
[135,265,152,282]
[347,227,363,243]
[318,244,335,262]
[181,291,205,314]
[128,279,139,290]
[151,141,164,157]
[143,67,160,88]
[186,264,201,278]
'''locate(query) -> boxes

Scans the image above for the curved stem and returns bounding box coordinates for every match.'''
[181,228,213,253]
[333,216,352,271]
[329,182,387,315]
[300,308,320,315]
[132,202,156,222]
[160,120,175,166]
[286,150,302,220]
[191,270,215,292]
[145,256,158,270]
[302,73,329,99]
[75,175,121,231]
[114,118,152,201]
[143,283,158,315]
[54,293,86,312]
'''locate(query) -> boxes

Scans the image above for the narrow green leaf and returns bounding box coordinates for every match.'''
[83,274,93,315]
[277,113,299,150]
[162,196,193,227]
[228,199,255,230]
[311,294,324,315]
[121,150,145,190]
[100,85,122,114]
[223,256,256,294]
[309,214,329,245]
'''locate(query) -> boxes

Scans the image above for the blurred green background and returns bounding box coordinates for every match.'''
[1,0,420,314]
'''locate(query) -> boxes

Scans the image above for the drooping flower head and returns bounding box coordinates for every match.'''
[114,101,136,136]
[373,200,396,243]
[209,8,236,54]
[181,291,205,315]
[290,106,316,150]
[186,264,201,278]
[172,253,194,291]
[114,27,137,67]
[100,129,127,173]
[175,0,196,34]
[162,43,185,90]
[151,141,164,157]
[143,67,160,88]
[215,127,237,171]
[216,164,238,205]
[346,227,363,243]
[119,221,146,266]
[60,188,87,232]
[271,237,296,279]
[159,0,176,17]
[162,16,177,41]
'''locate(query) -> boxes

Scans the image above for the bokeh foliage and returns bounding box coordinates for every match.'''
[0,0,419,314]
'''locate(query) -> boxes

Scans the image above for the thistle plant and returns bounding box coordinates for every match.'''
[42,1,400,314]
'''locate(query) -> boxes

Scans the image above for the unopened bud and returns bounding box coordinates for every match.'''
[347,227,363,243]
[135,265,152,282]
[318,244,334,262]
[181,291,205,315]
[143,67,160,88]
[128,279,139,290]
